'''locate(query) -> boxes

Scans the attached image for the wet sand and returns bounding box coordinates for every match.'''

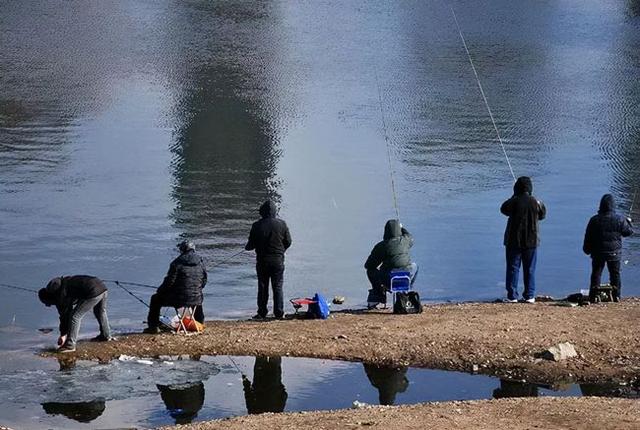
[162,397,640,430]
[51,299,640,386]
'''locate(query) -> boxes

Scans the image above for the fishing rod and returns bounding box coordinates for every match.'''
[0,283,38,294]
[628,188,637,219]
[227,355,245,376]
[373,66,401,221]
[111,281,150,309]
[449,5,517,183]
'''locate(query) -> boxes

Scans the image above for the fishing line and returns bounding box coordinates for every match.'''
[111,281,150,309]
[628,188,637,218]
[0,283,38,294]
[373,66,401,221]
[227,355,245,376]
[449,5,517,182]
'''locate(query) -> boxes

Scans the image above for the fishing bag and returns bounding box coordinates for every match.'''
[393,291,423,314]
[307,293,330,319]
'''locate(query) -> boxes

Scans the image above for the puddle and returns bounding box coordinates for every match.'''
[0,354,637,429]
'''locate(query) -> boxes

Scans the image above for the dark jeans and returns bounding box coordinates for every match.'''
[147,293,204,329]
[256,260,284,318]
[367,263,419,303]
[505,247,537,300]
[66,291,110,347]
[590,257,621,300]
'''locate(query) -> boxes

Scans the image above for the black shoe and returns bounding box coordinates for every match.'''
[274,314,285,320]
[90,334,116,342]
[58,344,76,353]
[143,326,160,334]
[252,314,266,320]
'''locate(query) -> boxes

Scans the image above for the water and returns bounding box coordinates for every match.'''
[0,353,636,429]
[1,1,640,425]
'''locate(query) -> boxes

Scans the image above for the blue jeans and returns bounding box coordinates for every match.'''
[505,247,537,300]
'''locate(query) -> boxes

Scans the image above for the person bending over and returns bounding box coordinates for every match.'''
[364,219,418,309]
[583,193,633,302]
[144,240,208,334]
[38,275,112,353]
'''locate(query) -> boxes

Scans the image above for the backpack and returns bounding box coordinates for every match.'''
[393,291,423,314]
[307,293,330,319]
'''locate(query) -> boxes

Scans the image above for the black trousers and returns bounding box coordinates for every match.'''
[256,260,284,318]
[147,293,204,329]
[590,257,621,300]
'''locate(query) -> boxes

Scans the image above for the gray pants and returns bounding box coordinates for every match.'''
[66,291,110,347]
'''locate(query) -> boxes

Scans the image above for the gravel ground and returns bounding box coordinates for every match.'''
[48,298,640,385]
[161,397,640,430]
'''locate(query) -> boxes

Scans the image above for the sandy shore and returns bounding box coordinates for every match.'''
[49,298,640,385]
[161,397,640,430]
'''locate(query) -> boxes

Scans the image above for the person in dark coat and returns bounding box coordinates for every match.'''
[500,176,546,303]
[144,240,208,333]
[242,356,288,414]
[364,219,418,308]
[38,275,112,353]
[245,200,292,319]
[583,194,633,301]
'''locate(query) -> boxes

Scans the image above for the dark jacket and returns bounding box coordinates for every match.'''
[365,220,414,272]
[41,276,107,336]
[245,201,292,264]
[158,250,208,306]
[500,176,546,248]
[583,194,633,260]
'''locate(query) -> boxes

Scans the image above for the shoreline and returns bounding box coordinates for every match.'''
[44,298,640,386]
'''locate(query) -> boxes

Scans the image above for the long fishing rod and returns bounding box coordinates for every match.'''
[449,5,517,183]
[628,188,637,219]
[0,283,38,294]
[227,355,245,376]
[373,66,401,221]
[111,281,150,309]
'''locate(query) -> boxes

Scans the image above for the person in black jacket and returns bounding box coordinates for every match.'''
[245,200,292,319]
[364,219,418,308]
[144,240,208,334]
[583,194,633,301]
[500,176,546,303]
[38,275,112,353]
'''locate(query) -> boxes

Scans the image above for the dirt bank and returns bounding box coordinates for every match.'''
[48,299,640,385]
[161,397,640,430]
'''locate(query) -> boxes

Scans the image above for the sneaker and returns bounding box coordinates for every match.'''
[252,314,266,320]
[90,334,116,342]
[502,298,518,303]
[143,326,161,334]
[58,344,76,353]
[523,298,535,304]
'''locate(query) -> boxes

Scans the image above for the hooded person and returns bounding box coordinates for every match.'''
[245,200,292,319]
[144,240,208,334]
[38,275,113,353]
[500,176,546,303]
[583,194,633,301]
[364,220,418,308]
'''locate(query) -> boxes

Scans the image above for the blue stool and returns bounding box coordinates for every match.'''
[389,270,411,305]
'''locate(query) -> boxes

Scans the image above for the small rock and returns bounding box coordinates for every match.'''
[541,342,578,361]
[352,400,369,409]
[472,364,479,373]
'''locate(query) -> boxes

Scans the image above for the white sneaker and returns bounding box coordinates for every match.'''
[524,298,535,303]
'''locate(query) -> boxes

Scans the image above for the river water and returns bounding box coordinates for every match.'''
[1,0,639,425]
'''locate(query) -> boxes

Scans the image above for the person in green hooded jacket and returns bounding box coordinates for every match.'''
[364,219,418,308]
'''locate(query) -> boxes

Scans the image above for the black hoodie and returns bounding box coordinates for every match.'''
[583,194,633,259]
[365,220,414,272]
[245,201,292,264]
[158,249,208,306]
[500,176,547,248]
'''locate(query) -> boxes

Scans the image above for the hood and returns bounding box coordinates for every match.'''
[259,200,277,218]
[599,193,615,214]
[176,250,201,266]
[513,176,533,195]
[383,219,402,240]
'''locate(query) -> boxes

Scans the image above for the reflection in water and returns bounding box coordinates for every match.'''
[157,382,205,425]
[42,399,106,423]
[492,379,539,398]
[363,364,409,405]
[242,356,287,414]
[580,383,640,399]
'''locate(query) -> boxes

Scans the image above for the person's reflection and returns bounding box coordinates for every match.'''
[41,399,106,423]
[493,379,539,398]
[156,382,205,425]
[580,383,639,398]
[242,356,287,414]
[363,364,409,405]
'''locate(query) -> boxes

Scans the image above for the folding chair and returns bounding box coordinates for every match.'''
[173,306,197,334]
[389,270,411,305]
